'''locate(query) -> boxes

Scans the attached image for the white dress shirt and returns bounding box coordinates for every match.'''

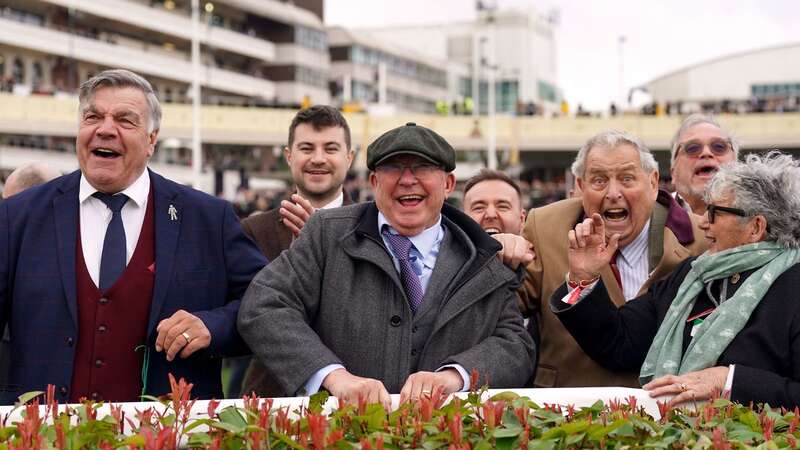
[617,220,650,301]
[78,170,150,288]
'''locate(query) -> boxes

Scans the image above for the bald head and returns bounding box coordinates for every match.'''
[3,163,61,199]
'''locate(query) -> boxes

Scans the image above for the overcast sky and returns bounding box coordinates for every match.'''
[325,0,800,111]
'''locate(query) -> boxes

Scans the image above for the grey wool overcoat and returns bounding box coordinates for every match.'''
[238,201,535,397]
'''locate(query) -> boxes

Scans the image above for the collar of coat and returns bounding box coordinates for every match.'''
[354,201,503,274]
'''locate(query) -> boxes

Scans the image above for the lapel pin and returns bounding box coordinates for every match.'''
[168,204,178,221]
[730,272,740,284]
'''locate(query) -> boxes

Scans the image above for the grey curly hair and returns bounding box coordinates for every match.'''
[704,151,800,248]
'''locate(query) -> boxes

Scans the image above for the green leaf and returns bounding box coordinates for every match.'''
[473,439,492,450]
[218,406,248,432]
[15,391,44,406]
[564,432,585,446]
[183,418,213,433]
[527,439,557,450]
[495,436,516,450]
[366,404,387,431]
[139,394,164,403]
[308,390,330,414]
[187,432,213,446]
[608,421,636,438]
[493,425,523,438]
[490,391,520,402]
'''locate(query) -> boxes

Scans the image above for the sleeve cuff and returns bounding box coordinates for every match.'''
[301,364,345,396]
[724,364,735,394]
[438,364,470,391]
[560,273,599,304]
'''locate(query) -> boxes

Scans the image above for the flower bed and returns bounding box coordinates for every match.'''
[0,375,798,449]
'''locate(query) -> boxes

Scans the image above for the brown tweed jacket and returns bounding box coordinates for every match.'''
[239,191,353,394]
[241,191,354,262]
[520,195,707,388]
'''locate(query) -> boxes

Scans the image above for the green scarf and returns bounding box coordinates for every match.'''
[639,241,800,385]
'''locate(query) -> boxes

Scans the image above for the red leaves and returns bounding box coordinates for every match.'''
[448,412,463,446]
[480,400,505,429]
[307,413,328,449]
[712,427,731,450]
[206,399,220,420]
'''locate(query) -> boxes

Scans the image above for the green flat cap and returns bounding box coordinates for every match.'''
[367,122,456,171]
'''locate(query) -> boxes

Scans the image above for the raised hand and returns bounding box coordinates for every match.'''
[567,213,620,282]
[279,193,316,237]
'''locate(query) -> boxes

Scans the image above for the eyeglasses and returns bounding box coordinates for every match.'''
[677,139,732,158]
[375,162,442,178]
[706,204,749,224]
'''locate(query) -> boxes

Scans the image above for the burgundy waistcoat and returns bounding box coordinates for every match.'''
[70,189,155,403]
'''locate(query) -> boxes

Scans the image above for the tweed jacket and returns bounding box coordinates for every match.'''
[552,258,800,408]
[520,193,706,388]
[238,202,535,397]
[241,191,354,262]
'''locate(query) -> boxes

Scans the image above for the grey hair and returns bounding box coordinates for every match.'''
[78,69,162,133]
[704,151,800,248]
[571,130,658,178]
[670,113,740,164]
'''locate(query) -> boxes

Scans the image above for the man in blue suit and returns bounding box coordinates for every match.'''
[0,69,266,404]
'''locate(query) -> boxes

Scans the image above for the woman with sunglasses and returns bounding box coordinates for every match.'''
[552,151,800,408]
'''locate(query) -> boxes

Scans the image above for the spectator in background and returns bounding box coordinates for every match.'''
[670,114,739,216]
[2,162,61,199]
[463,169,526,236]
[238,105,355,397]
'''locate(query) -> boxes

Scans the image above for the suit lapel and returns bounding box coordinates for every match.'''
[641,229,691,294]
[53,171,82,326]
[148,170,181,337]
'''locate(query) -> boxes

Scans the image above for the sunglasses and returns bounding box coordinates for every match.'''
[677,140,732,158]
[706,204,749,224]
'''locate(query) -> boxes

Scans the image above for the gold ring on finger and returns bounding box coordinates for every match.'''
[182,331,191,344]
[678,383,688,392]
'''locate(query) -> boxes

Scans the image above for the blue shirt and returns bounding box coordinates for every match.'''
[377,212,444,295]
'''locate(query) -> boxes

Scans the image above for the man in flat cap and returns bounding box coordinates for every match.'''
[239,122,534,406]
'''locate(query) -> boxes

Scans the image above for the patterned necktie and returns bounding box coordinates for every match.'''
[382,228,425,314]
[93,192,129,291]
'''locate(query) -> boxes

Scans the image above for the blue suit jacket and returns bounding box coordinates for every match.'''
[0,169,267,404]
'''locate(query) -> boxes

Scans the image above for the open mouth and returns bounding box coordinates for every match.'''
[92,148,121,159]
[306,170,330,176]
[694,165,718,177]
[484,226,501,235]
[603,208,629,222]
[397,194,424,207]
